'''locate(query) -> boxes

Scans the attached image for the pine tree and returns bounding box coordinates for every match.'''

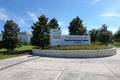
[31,15,50,49]
[68,16,87,35]
[48,18,60,29]
[98,24,112,44]
[2,20,21,51]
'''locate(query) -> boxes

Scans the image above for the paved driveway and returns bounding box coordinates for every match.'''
[0,49,120,80]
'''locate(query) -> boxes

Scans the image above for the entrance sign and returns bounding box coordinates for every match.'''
[50,29,91,47]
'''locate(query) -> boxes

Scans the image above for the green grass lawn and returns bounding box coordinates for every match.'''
[109,42,120,48]
[0,45,34,60]
[115,46,120,48]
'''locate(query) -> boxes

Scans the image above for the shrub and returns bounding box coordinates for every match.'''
[52,45,110,50]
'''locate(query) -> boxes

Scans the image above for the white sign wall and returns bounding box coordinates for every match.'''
[50,29,91,47]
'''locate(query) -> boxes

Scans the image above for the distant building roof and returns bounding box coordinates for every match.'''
[0,31,32,35]
[19,31,32,35]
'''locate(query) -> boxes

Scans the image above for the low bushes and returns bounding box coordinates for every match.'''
[51,45,111,50]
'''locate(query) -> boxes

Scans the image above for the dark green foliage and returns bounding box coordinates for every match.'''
[89,24,112,44]
[97,24,112,44]
[48,18,60,29]
[89,29,98,43]
[2,20,21,51]
[31,15,50,49]
[113,28,120,42]
[0,41,4,49]
[68,16,87,35]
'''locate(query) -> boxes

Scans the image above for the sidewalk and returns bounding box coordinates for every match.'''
[0,55,39,70]
[0,49,120,80]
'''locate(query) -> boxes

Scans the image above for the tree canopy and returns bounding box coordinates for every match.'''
[2,20,21,51]
[113,28,120,42]
[97,24,112,44]
[88,29,98,43]
[89,24,112,44]
[68,16,87,35]
[48,18,60,29]
[31,15,50,49]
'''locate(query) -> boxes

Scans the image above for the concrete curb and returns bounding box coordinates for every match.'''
[32,48,116,58]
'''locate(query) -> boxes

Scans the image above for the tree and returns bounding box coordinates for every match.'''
[98,24,112,44]
[68,16,87,35]
[31,15,50,49]
[88,29,98,44]
[48,18,60,29]
[113,28,120,42]
[0,41,4,49]
[2,20,21,51]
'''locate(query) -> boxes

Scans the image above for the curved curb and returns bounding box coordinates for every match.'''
[32,48,116,58]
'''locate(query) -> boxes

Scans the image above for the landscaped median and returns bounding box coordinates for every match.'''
[32,45,117,58]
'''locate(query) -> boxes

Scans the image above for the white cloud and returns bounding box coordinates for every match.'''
[100,1,120,18]
[100,13,120,17]
[0,8,9,21]
[27,11,37,22]
[88,0,100,6]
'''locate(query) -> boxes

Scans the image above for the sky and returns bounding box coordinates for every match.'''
[0,0,120,35]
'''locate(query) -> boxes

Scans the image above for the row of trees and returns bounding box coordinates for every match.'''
[31,15,87,49]
[0,15,60,50]
[0,15,120,51]
[31,15,60,49]
[89,24,112,44]
[89,25,120,44]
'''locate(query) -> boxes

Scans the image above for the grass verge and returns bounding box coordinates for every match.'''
[0,45,34,60]
[115,46,120,48]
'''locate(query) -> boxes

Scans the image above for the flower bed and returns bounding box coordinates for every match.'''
[51,45,110,50]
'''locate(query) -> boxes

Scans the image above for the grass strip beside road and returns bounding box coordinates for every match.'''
[115,46,120,48]
[0,45,34,60]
